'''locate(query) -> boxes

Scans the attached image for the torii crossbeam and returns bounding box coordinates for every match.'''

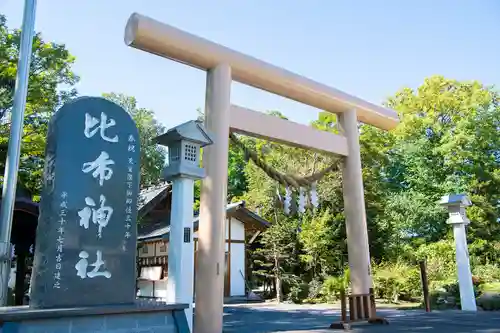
[124,13,399,333]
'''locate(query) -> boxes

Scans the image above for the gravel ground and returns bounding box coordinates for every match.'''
[223,303,500,332]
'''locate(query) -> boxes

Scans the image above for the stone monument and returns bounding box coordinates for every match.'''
[0,97,190,333]
[30,96,140,308]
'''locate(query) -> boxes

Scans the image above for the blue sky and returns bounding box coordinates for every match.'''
[1,0,499,130]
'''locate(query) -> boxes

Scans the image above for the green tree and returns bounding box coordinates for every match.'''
[0,14,79,196]
[362,75,500,257]
[299,209,344,279]
[193,108,249,209]
[102,93,166,188]
[252,213,300,302]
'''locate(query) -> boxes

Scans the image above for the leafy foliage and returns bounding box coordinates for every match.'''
[102,93,166,188]
[321,269,350,302]
[243,76,500,305]
[251,213,300,302]
[0,14,79,196]
[372,261,421,303]
[0,16,166,195]
[299,209,343,279]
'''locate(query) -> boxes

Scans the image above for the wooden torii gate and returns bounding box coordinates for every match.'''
[124,13,399,333]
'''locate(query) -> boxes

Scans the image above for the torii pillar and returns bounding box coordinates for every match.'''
[338,109,372,296]
[195,64,231,333]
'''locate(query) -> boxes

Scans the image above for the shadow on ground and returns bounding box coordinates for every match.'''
[223,304,500,333]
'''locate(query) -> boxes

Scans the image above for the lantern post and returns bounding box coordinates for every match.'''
[440,194,477,312]
[155,120,214,332]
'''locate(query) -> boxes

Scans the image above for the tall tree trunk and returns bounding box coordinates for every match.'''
[274,248,282,303]
[276,274,282,303]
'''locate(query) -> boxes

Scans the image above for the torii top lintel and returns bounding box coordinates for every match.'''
[124,13,400,131]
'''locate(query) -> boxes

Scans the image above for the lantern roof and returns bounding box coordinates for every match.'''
[154,120,213,147]
[439,194,472,207]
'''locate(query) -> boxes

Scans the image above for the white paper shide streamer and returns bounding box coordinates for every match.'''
[297,187,306,214]
[310,182,318,208]
[284,186,292,215]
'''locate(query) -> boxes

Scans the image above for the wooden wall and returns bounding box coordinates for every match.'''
[137,216,247,297]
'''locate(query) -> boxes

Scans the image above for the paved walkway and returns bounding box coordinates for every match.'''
[223,303,500,332]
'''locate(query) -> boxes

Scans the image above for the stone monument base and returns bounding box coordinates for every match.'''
[0,300,189,333]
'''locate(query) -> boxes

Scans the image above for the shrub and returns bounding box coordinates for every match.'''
[307,279,323,300]
[322,276,345,302]
[478,282,500,295]
[415,241,456,283]
[372,262,421,303]
[428,277,489,310]
[472,275,483,286]
[429,277,456,293]
[472,264,500,283]
[429,288,458,309]
[476,280,500,311]
[469,239,500,266]
[321,269,350,303]
[287,282,309,304]
[477,295,500,311]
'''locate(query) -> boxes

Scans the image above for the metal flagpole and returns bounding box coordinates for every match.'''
[0,0,37,306]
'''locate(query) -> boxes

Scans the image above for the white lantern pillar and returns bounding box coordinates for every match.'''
[440,194,477,312]
[155,120,214,332]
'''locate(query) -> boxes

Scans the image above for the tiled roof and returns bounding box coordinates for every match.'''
[138,222,171,241]
[137,201,246,241]
[137,182,171,219]
[137,200,271,242]
[136,183,270,243]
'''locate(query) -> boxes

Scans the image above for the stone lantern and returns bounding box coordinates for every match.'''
[155,120,213,331]
[439,193,476,311]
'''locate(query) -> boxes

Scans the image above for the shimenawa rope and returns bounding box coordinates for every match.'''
[229,132,339,188]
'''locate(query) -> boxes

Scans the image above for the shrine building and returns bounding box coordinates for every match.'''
[135,182,269,299]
